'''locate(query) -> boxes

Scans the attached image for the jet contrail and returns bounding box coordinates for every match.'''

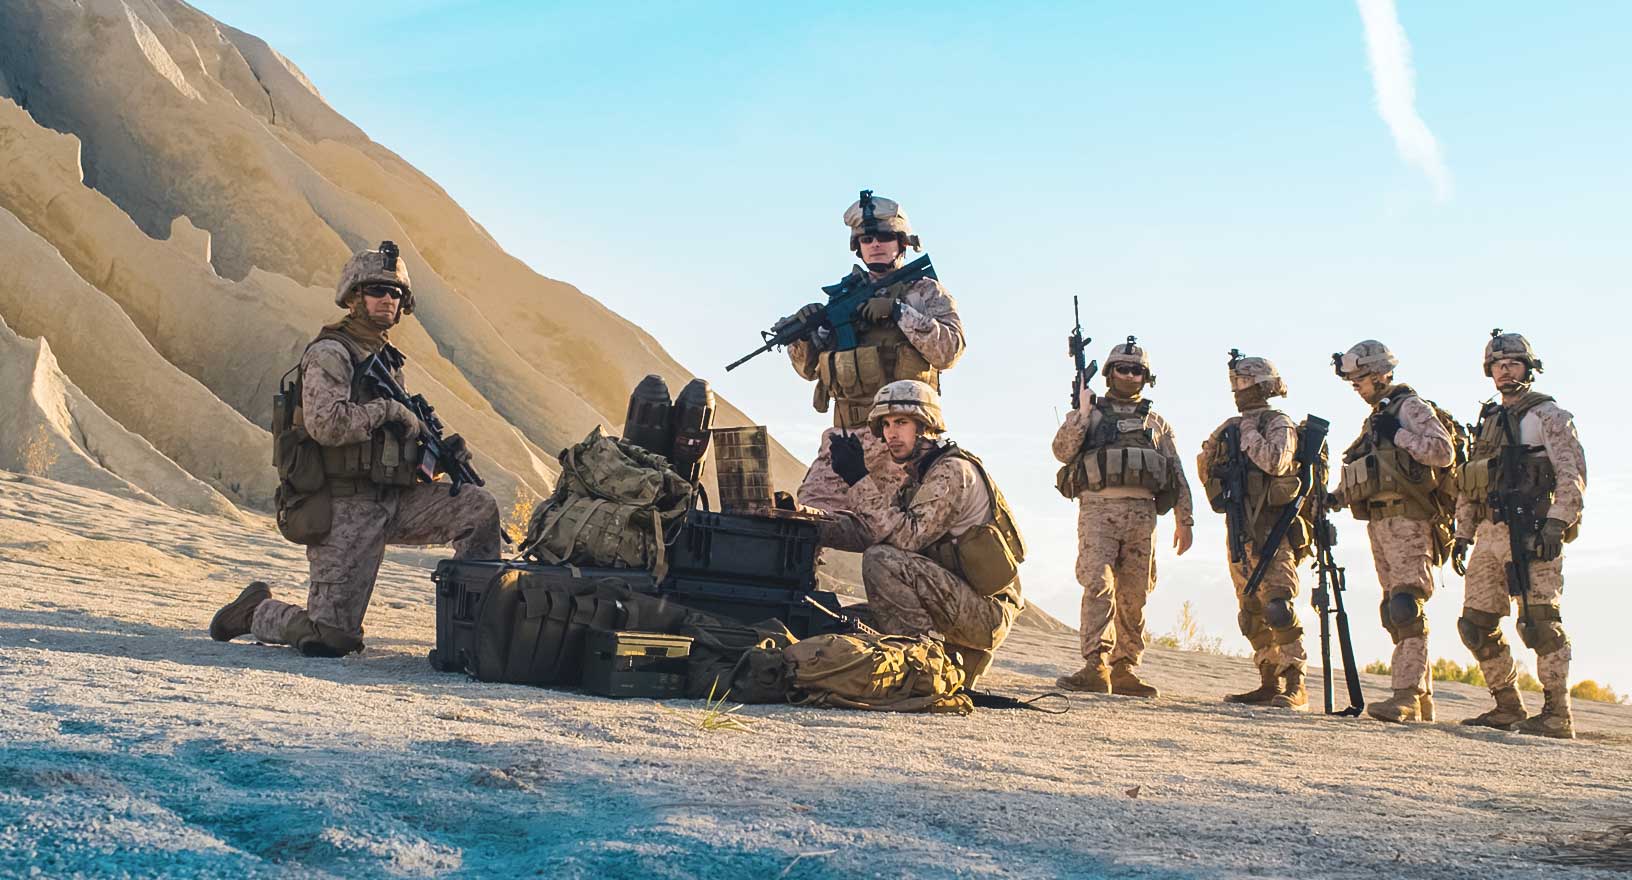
[1356,0,1451,200]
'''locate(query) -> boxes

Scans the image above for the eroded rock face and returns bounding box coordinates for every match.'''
[0,0,805,517]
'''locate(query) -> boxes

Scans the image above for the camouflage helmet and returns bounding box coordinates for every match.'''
[844,190,922,253]
[335,241,414,316]
[868,379,945,437]
[1483,328,1543,377]
[1104,335,1156,386]
[1227,349,1287,397]
[1332,339,1399,381]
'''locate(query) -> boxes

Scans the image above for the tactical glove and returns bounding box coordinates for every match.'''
[859,296,897,323]
[442,433,472,468]
[829,433,869,486]
[1535,518,1567,562]
[1452,537,1471,576]
[1370,412,1401,443]
[381,399,422,441]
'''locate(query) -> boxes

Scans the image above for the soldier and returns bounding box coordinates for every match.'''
[818,380,1025,688]
[1051,337,1194,697]
[208,242,502,657]
[1197,354,1311,711]
[784,192,966,513]
[1332,340,1457,723]
[1454,330,1586,739]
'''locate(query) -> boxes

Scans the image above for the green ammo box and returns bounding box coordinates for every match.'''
[581,630,693,699]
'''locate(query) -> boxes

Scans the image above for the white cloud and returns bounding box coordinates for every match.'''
[1356,0,1452,200]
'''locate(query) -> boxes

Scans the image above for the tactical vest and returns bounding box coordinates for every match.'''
[900,445,1026,600]
[1055,397,1180,513]
[1338,386,1454,523]
[274,329,420,503]
[1456,391,1572,537]
[1202,409,1312,553]
[814,276,938,429]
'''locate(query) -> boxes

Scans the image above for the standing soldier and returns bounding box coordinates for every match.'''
[818,380,1025,689]
[1332,341,1458,723]
[1051,337,1193,697]
[1198,353,1311,711]
[208,242,502,657]
[1454,330,1586,739]
[784,192,965,513]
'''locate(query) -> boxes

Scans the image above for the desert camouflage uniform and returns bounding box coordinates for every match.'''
[1358,393,1455,696]
[1052,396,1193,667]
[1200,408,1307,674]
[787,276,965,513]
[1456,399,1586,695]
[820,444,1021,652]
[251,340,501,647]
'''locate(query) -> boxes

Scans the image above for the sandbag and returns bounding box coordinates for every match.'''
[785,633,972,715]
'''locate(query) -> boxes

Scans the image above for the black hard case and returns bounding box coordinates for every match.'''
[580,630,692,699]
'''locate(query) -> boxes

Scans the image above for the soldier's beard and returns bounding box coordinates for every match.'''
[890,437,930,464]
[1233,387,1270,412]
[1497,379,1526,396]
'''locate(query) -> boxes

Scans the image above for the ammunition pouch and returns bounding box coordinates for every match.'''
[925,523,1020,598]
[1515,604,1568,655]
[273,422,333,545]
[1341,448,1439,521]
[1055,446,1175,506]
[814,330,937,428]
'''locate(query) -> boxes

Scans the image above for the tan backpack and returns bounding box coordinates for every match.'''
[521,426,694,574]
[785,633,973,715]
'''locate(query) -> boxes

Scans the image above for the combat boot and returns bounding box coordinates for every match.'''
[950,644,994,692]
[1516,688,1574,740]
[1367,688,1426,723]
[1460,686,1527,730]
[1270,666,1309,711]
[1419,689,1436,722]
[1056,659,1111,694]
[1110,660,1159,698]
[209,581,271,642]
[1224,663,1280,705]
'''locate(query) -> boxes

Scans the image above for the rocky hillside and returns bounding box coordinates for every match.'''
[0,0,806,513]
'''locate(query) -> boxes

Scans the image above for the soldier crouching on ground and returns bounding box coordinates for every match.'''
[1051,337,1193,698]
[209,242,501,657]
[1198,354,1312,711]
[784,192,965,513]
[818,380,1025,688]
[1454,330,1587,739]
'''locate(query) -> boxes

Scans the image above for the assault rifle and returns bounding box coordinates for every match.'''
[1488,403,1536,631]
[1310,473,1364,716]
[1067,296,1098,410]
[1243,415,1329,596]
[359,346,484,496]
[725,254,937,371]
[1219,423,1251,565]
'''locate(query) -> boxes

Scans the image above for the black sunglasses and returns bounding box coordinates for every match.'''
[856,233,898,244]
[361,284,404,300]
[1111,364,1147,376]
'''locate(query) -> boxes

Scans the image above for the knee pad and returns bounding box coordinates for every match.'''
[1237,609,1273,651]
[1456,610,1506,662]
[1264,597,1298,632]
[288,612,364,658]
[1515,605,1568,655]
[1386,591,1427,642]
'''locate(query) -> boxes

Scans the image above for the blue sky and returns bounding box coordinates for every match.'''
[196,1,1629,687]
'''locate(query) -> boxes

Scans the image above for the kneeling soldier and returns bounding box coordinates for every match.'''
[209,242,502,657]
[1454,330,1587,739]
[1332,340,1457,723]
[819,380,1025,688]
[1052,337,1193,697]
[1198,354,1311,711]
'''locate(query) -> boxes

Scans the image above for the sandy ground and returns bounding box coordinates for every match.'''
[2,470,1630,879]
